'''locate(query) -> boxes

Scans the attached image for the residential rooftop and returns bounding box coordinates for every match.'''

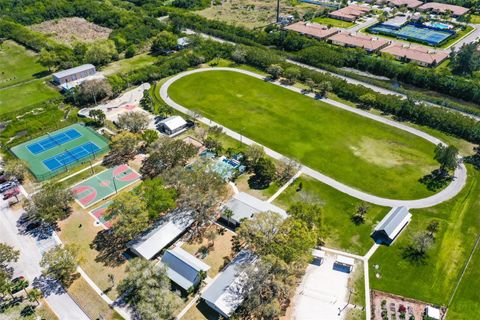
[329,32,390,51]
[285,22,339,39]
[387,0,422,9]
[329,4,371,21]
[418,2,469,16]
[381,43,450,65]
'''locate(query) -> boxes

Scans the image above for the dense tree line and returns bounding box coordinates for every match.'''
[167,11,480,106]
[227,43,480,143]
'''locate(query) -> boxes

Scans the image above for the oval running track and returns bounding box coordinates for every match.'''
[160,67,467,209]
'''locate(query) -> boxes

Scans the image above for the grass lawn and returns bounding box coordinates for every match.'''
[447,242,480,319]
[369,166,480,307]
[274,175,388,255]
[68,277,123,320]
[181,225,235,278]
[168,70,438,200]
[182,300,221,320]
[312,17,355,28]
[58,204,128,300]
[235,173,280,201]
[102,53,158,76]
[469,14,480,24]
[0,79,60,115]
[0,298,57,320]
[0,40,49,88]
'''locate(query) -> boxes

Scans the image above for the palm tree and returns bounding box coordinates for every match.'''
[27,288,42,306]
[206,230,217,249]
[222,209,234,228]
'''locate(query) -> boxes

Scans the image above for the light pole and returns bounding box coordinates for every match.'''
[112,176,118,194]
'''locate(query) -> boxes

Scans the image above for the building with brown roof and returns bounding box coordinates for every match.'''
[329,5,371,22]
[285,22,340,40]
[328,32,390,52]
[387,0,422,9]
[418,2,469,17]
[381,43,450,67]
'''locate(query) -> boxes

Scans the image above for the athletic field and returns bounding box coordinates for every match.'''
[11,123,109,181]
[71,164,140,209]
[168,70,438,199]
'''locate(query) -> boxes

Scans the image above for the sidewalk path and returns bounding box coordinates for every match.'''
[0,201,90,320]
[160,67,467,209]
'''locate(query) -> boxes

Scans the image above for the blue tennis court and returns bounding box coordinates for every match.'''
[368,23,455,46]
[43,142,101,171]
[27,129,82,154]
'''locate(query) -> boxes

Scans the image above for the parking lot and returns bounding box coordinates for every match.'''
[292,252,359,320]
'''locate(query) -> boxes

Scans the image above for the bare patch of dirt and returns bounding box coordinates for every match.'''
[30,17,111,45]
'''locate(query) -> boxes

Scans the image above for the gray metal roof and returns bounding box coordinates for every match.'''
[161,247,210,290]
[202,250,256,317]
[374,206,411,239]
[129,210,193,260]
[52,64,95,79]
[222,192,287,223]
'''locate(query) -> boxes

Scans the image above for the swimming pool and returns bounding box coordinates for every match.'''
[368,22,455,46]
[429,22,452,30]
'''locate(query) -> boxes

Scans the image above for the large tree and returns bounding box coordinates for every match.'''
[84,40,118,67]
[89,109,106,126]
[40,245,79,286]
[117,259,180,320]
[3,158,27,182]
[0,243,19,270]
[434,144,459,174]
[162,166,227,233]
[104,132,140,166]
[151,31,178,55]
[252,157,276,188]
[270,218,316,264]
[23,183,73,225]
[108,193,150,242]
[140,137,196,178]
[288,202,322,242]
[76,79,113,105]
[450,42,480,75]
[244,144,266,169]
[138,178,177,219]
[237,211,284,256]
[117,111,150,133]
[140,90,154,112]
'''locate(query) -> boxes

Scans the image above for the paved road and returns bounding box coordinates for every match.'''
[187,29,480,121]
[160,67,467,208]
[450,23,480,51]
[0,200,90,320]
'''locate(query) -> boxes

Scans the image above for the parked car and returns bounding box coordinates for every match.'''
[11,276,29,294]
[0,181,16,193]
[3,187,19,200]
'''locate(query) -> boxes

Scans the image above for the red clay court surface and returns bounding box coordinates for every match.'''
[71,164,140,209]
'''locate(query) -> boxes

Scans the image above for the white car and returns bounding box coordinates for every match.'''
[0,181,17,193]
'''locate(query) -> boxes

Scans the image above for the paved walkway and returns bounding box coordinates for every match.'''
[0,201,90,320]
[160,67,467,209]
[267,170,302,203]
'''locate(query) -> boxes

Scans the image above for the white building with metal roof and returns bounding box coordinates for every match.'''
[161,246,210,290]
[371,206,412,245]
[158,116,188,137]
[129,210,193,260]
[221,192,287,226]
[202,250,257,318]
[52,64,96,86]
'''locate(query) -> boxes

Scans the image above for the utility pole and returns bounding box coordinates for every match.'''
[276,0,280,23]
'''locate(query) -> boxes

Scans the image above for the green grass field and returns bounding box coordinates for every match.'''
[0,78,60,115]
[312,17,355,28]
[168,70,438,199]
[447,241,480,319]
[274,175,388,255]
[369,166,480,308]
[102,53,158,76]
[0,40,48,88]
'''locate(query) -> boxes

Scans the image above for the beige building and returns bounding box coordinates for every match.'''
[285,22,340,40]
[329,4,371,22]
[381,43,450,67]
[328,32,390,52]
